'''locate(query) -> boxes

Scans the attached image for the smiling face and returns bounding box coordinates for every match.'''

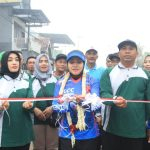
[7,53,20,72]
[39,56,49,72]
[68,57,84,75]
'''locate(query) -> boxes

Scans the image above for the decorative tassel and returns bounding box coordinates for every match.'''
[76,104,86,130]
[71,133,75,148]
[59,72,70,95]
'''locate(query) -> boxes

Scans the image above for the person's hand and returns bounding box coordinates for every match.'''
[75,95,84,103]
[22,101,33,109]
[114,96,127,108]
[147,129,150,143]
[148,137,150,143]
[95,116,102,127]
[69,101,77,110]
[34,107,46,121]
[43,106,53,119]
[58,97,64,104]
[0,101,9,110]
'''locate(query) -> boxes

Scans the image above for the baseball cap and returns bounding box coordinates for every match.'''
[118,40,137,50]
[86,48,97,54]
[55,54,67,62]
[67,50,85,62]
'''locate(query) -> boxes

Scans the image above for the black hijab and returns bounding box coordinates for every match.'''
[1,51,21,79]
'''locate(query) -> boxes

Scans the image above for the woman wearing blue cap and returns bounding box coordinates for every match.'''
[52,50,101,150]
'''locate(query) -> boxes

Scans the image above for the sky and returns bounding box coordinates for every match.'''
[31,0,150,65]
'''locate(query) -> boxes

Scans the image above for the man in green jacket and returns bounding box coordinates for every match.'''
[100,40,150,150]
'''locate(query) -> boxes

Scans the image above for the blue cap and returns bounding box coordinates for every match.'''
[67,50,85,62]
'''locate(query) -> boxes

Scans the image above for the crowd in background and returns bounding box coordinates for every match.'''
[0,39,149,150]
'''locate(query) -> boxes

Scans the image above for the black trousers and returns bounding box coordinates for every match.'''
[0,143,30,150]
[102,131,144,150]
[143,138,150,150]
[59,137,101,150]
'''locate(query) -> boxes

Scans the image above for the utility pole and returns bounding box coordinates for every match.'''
[27,24,30,51]
[27,0,31,51]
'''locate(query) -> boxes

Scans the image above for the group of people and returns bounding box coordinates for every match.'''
[0,39,149,150]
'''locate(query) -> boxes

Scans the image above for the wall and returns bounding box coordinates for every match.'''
[0,6,13,51]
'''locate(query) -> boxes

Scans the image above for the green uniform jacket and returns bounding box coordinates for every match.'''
[0,74,34,147]
[100,63,150,138]
[32,76,57,125]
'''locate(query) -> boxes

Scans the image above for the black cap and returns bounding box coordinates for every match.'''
[118,40,137,50]
[86,48,97,54]
[55,54,67,62]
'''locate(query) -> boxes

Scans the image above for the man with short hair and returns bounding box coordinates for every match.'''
[106,55,112,68]
[100,40,150,150]
[85,49,105,81]
[26,56,36,75]
[53,54,67,80]
[106,53,120,68]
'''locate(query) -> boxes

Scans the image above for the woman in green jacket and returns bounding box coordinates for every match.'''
[32,53,58,150]
[0,51,34,150]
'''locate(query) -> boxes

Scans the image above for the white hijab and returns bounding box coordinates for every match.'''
[34,53,52,80]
